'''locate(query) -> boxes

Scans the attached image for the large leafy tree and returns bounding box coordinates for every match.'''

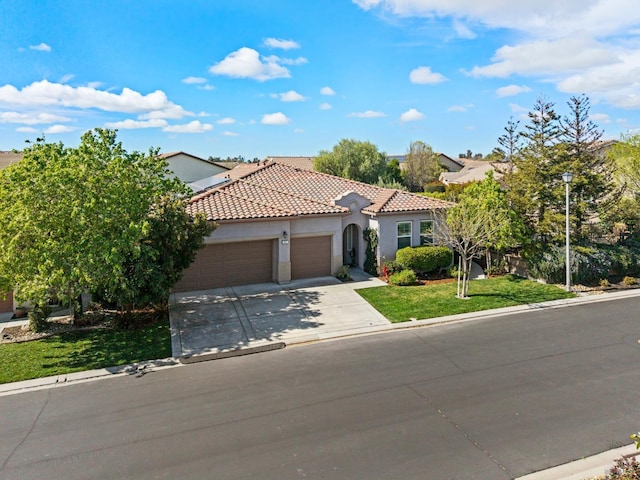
[609,132,640,197]
[313,139,388,184]
[402,141,444,192]
[0,129,213,316]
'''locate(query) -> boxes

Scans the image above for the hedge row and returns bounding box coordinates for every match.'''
[395,246,452,273]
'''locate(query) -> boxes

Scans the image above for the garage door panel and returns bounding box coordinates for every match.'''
[0,291,12,313]
[173,240,273,292]
[291,236,331,279]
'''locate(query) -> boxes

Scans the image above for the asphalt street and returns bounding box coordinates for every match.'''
[1,296,639,480]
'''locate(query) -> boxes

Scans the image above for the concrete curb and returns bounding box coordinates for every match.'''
[179,341,286,364]
[515,444,639,480]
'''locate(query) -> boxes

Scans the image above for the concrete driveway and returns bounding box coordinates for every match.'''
[169,268,389,360]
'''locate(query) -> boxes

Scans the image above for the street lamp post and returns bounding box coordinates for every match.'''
[562,172,573,292]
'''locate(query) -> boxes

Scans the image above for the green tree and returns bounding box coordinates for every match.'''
[0,129,213,317]
[435,172,522,298]
[313,139,387,184]
[504,97,565,242]
[559,95,618,242]
[402,141,444,192]
[609,132,640,197]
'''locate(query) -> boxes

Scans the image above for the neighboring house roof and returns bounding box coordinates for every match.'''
[189,161,454,222]
[159,151,231,170]
[0,151,22,170]
[439,160,502,185]
[265,156,315,170]
[388,153,464,172]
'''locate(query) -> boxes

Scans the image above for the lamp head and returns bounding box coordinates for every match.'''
[562,172,573,183]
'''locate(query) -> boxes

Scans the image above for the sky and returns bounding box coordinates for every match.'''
[1,0,640,160]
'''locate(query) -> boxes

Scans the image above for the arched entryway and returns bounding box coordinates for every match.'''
[342,224,359,266]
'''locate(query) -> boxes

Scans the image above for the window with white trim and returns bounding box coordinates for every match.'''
[420,220,434,245]
[397,221,412,250]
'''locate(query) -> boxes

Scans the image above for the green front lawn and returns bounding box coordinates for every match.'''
[0,319,171,384]
[357,274,575,323]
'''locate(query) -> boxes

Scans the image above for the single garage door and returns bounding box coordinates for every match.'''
[0,290,13,313]
[291,236,332,279]
[173,240,273,292]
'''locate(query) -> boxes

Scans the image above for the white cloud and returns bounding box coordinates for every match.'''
[320,86,335,95]
[409,66,447,84]
[278,90,306,102]
[182,76,207,84]
[400,108,424,122]
[0,111,70,124]
[0,80,192,120]
[590,113,611,124]
[104,118,168,129]
[44,124,74,134]
[222,131,238,136]
[163,120,213,133]
[29,42,51,52]
[269,55,308,66]
[209,47,292,81]
[263,38,300,49]
[261,112,291,125]
[352,1,640,38]
[348,110,385,118]
[59,74,75,84]
[470,36,618,78]
[496,84,532,97]
[86,81,102,89]
[453,19,476,39]
[319,102,332,110]
[217,117,236,124]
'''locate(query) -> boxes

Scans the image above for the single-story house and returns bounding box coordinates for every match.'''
[439,159,503,185]
[159,151,230,183]
[388,153,464,173]
[173,160,454,292]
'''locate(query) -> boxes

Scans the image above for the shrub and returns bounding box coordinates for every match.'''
[335,265,351,281]
[423,181,446,193]
[28,304,52,333]
[381,261,404,278]
[599,278,610,288]
[389,269,417,286]
[527,244,612,286]
[486,258,507,276]
[603,456,640,479]
[396,246,452,274]
[622,275,637,286]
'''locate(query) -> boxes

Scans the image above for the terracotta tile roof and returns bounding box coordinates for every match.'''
[265,156,314,170]
[189,161,454,221]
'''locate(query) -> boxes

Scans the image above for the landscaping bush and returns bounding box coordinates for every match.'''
[396,246,452,274]
[381,261,404,278]
[623,275,637,286]
[335,265,351,281]
[526,244,613,285]
[389,269,417,286]
[28,304,52,333]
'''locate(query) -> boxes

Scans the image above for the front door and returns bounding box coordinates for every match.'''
[342,224,358,266]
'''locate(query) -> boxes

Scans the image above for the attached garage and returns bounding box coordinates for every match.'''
[291,236,332,279]
[173,240,273,292]
[0,291,13,314]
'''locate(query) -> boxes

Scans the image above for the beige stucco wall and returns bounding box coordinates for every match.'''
[165,154,227,183]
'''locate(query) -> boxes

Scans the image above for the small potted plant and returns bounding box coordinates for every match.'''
[14,305,27,318]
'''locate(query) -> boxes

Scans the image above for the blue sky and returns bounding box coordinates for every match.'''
[1,0,639,160]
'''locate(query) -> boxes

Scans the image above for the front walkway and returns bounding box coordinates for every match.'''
[168,268,389,360]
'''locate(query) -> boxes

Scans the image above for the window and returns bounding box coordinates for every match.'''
[420,220,434,245]
[397,221,412,250]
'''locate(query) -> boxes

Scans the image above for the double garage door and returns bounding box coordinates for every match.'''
[173,236,331,292]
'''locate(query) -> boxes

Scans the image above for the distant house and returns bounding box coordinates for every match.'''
[388,153,464,173]
[0,151,22,170]
[159,151,230,183]
[173,160,454,292]
[439,159,504,185]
